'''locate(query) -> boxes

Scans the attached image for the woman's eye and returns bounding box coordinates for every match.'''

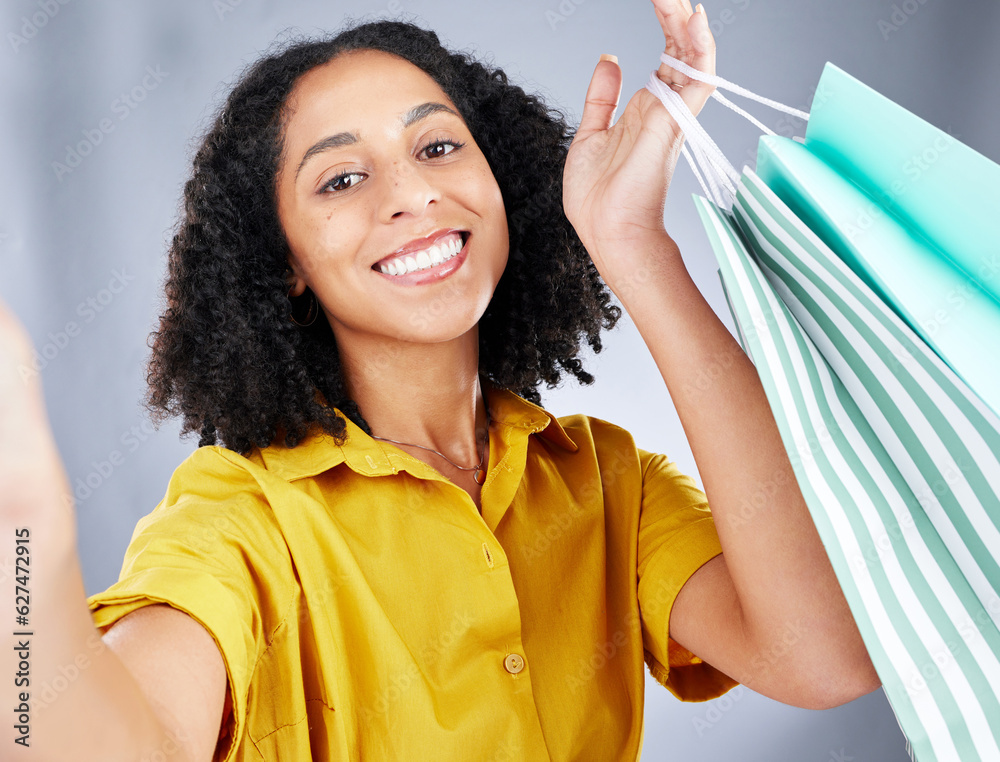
[422,140,465,159]
[322,172,364,193]
[318,141,463,195]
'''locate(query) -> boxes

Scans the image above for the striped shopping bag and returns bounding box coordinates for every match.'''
[644,53,1000,762]
[696,168,1000,762]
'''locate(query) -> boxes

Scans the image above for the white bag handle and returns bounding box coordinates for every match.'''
[644,52,810,209]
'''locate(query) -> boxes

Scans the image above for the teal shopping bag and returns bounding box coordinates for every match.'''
[755,121,1000,417]
[804,64,1000,306]
[644,53,1000,762]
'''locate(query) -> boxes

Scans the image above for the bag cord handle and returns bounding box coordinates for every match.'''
[644,52,810,209]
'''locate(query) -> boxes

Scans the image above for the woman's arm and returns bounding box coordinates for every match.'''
[0,299,225,761]
[607,231,879,709]
[561,0,879,708]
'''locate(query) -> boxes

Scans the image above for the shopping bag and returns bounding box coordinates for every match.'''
[804,63,1000,306]
[643,54,1000,762]
[698,167,1000,762]
[754,104,1000,417]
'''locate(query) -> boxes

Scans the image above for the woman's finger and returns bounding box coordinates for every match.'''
[678,7,717,117]
[652,0,695,71]
[649,0,717,118]
[573,55,623,145]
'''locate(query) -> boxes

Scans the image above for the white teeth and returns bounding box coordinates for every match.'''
[379,233,465,276]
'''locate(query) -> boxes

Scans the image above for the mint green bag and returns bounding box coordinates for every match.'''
[645,57,1000,762]
[753,69,1000,416]
[804,63,1000,307]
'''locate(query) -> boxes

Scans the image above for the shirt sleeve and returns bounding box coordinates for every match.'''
[86,446,277,762]
[636,447,740,702]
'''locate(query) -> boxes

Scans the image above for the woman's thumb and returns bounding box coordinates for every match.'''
[574,54,622,143]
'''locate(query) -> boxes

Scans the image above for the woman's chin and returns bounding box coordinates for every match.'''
[392,317,484,347]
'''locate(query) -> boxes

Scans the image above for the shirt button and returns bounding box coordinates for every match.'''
[504,653,525,674]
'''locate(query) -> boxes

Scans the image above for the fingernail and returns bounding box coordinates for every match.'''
[599,53,618,64]
[696,3,705,13]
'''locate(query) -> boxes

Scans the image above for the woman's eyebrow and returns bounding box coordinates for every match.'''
[402,101,459,128]
[294,101,460,182]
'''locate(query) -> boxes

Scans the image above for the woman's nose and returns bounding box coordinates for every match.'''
[379,160,441,220]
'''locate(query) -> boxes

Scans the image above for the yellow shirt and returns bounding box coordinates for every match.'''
[87,383,737,761]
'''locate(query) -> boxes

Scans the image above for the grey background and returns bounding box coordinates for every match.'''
[3,0,998,759]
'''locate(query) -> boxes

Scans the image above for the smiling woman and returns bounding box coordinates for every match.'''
[1,4,882,762]
[275,47,513,409]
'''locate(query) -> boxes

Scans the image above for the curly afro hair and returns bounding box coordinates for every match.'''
[144,17,621,456]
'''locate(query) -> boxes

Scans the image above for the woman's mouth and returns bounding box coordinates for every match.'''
[372,231,469,285]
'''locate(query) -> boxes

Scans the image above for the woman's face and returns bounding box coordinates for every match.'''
[275,49,508,350]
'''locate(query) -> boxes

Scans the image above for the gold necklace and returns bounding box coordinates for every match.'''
[371,407,491,485]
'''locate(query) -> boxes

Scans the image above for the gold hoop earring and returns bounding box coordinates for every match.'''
[288,287,319,327]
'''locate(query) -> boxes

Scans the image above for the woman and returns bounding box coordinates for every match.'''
[0,0,880,759]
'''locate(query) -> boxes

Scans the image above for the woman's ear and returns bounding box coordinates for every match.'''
[284,264,307,297]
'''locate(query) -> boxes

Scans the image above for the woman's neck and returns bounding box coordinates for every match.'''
[337,328,488,464]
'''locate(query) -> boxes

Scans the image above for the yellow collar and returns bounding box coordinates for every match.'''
[254,383,578,482]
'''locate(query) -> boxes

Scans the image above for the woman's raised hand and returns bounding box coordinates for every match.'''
[0,297,73,534]
[1,297,214,761]
[562,0,717,288]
